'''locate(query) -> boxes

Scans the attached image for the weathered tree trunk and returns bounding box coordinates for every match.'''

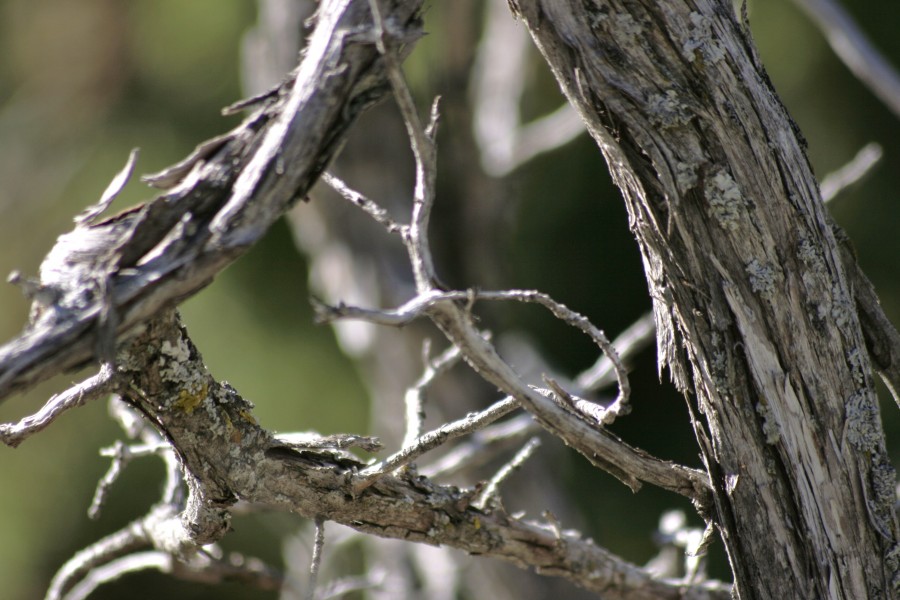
[6,0,900,597]
[508,1,898,598]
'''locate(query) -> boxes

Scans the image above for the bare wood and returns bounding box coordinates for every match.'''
[5,0,899,596]
[507,1,899,598]
[114,311,728,600]
[0,0,425,402]
[317,290,713,503]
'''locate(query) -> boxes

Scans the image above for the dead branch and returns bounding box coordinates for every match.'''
[0,0,425,402]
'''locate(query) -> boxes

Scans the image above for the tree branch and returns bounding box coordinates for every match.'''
[107,310,728,599]
[793,0,900,119]
[0,364,118,447]
[506,1,898,597]
[0,0,425,403]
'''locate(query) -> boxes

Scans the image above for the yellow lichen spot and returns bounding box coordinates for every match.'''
[173,382,208,415]
[238,409,257,426]
[473,516,481,530]
[223,412,242,443]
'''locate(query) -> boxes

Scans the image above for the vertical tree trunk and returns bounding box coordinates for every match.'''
[508,1,898,598]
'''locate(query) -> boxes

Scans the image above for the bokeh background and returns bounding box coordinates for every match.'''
[1,1,899,598]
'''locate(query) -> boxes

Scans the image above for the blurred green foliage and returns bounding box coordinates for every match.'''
[0,0,899,598]
[0,2,365,598]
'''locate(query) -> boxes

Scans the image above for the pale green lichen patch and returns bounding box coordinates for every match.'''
[586,4,609,30]
[845,390,881,452]
[797,233,833,324]
[796,234,823,271]
[159,336,210,414]
[709,331,730,393]
[745,259,778,300]
[682,12,726,63]
[830,283,854,330]
[705,170,745,231]
[871,454,896,509]
[614,12,643,37]
[846,347,865,386]
[755,401,780,444]
[159,337,196,382]
[675,161,698,192]
[710,350,728,391]
[796,232,828,287]
[161,338,191,363]
[648,90,693,128]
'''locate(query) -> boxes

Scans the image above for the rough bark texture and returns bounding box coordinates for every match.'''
[114,311,728,600]
[0,0,424,399]
[5,0,900,598]
[0,2,732,597]
[507,1,898,598]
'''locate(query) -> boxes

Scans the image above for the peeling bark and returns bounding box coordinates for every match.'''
[114,311,728,600]
[3,1,900,598]
[0,0,424,400]
[508,1,898,598]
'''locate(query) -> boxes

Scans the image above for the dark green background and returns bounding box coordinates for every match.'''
[1,1,898,598]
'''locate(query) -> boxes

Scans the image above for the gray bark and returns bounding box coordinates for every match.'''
[507,1,899,598]
[2,0,899,598]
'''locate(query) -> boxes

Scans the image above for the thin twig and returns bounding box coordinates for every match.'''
[321,172,406,234]
[402,342,464,447]
[645,510,710,584]
[108,395,184,505]
[470,0,583,176]
[1,364,117,448]
[318,571,386,599]
[404,339,432,445]
[577,311,655,392]
[88,441,171,519]
[46,520,150,600]
[793,0,900,119]
[321,288,631,424]
[422,413,538,479]
[312,290,448,326]
[63,552,170,600]
[366,0,429,157]
[63,549,283,600]
[820,142,882,203]
[512,107,585,171]
[319,285,706,501]
[473,436,542,510]
[470,289,630,423]
[88,441,130,520]
[366,0,441,292]
[534,377,626,426]
[408,97,441,290]
[74,148,140,226]
[355,396,520,491]
[471,0,529,175]
[321,288,630,403]
[305,517,326,600]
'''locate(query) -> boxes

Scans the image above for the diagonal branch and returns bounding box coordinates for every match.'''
[355,396,520,490]
[112,310,728,599]
[0,364,118,447]
[318,290,712,505]
[793,0,900,119]
[311,14,710,508]
[0,0,426,403]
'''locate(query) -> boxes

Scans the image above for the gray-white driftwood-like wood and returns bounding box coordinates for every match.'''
[507,1,899,598]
